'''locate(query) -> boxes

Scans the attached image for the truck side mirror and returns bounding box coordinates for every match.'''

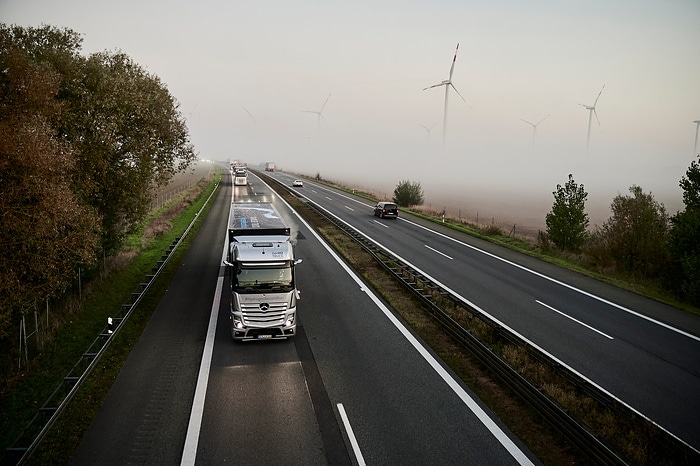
[223,260,234,267]
[294,259,303,265]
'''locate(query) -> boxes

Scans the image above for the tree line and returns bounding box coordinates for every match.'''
[544,164,700,306]
[0,24,198,340]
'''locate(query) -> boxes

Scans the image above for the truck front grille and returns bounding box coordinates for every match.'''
[240,302,288,327]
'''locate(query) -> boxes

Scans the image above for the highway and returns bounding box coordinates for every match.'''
[264,170,700,453]
[73,170,536,464]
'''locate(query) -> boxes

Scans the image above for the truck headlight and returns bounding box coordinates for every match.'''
[284,313,295,327]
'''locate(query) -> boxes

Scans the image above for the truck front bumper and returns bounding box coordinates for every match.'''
[230,312,296,341]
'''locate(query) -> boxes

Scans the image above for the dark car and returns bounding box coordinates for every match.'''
[373,202,398,219]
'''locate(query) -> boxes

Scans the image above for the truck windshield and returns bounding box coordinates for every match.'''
[234,264,293,291]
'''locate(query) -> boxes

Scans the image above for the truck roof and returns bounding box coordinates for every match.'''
[233,239,293,262]
[228,202,290,241]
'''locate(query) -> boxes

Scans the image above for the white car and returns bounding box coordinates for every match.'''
[293,179,303,187]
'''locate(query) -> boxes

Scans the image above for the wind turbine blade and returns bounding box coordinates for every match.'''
[593,108,601,126]
[423,82,447,90]
[320,93,331,113]
[593,84,605,106]
[450,83,468,103]
[536,115,550,126]
[448,43,459,80]
[243,107,255,120]
[521,119,535,127]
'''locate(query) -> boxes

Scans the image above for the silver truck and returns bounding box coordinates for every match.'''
[223,202,301,341]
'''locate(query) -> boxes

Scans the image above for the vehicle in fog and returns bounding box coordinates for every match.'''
[293,179,304,187]
[234,167,248,186]
[223,203,302,341]
[374,201,399,219]
[265,162,275,172]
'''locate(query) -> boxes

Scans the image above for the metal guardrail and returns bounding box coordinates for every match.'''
[261,172,699,465]
[4,181,220,465]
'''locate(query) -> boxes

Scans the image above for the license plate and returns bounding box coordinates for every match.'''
[257,334,272,339]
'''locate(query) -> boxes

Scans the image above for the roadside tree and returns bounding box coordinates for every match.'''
[393,180,424,207]
[545,174,589,252]
[666,156,700,304]
[61,51,197,251]
[595,186,669,278]
[0,28,100,339]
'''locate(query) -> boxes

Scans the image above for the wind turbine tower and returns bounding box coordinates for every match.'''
[693,120,700,157]
[423,43,468,147]
[579,84,605,153]
[302,93,331,136]
[520,115,549,153]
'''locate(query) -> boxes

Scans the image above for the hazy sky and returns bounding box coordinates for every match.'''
[3,0,699,228]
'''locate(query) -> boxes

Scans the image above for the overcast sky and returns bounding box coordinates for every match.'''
[3,0,699,228]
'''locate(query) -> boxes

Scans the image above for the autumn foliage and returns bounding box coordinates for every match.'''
[0,24,197,340]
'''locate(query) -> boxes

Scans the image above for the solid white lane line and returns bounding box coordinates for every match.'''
[181,273,223,465]
[425,244,453,260]
[536,300,614,340]
[337,403,366,466]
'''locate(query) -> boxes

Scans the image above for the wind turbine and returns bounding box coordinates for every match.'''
[423,43,468,147]
[419,122,437,143]
[693,119,700,157]
[579,84,605,153]
[302,93,331,136]
[520,115,549,153]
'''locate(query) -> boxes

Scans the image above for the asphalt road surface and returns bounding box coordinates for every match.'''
[73,170,536,465]
[268,170,700,453]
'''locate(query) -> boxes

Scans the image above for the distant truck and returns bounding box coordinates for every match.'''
[223,203,301,341]
[265,162,275,172]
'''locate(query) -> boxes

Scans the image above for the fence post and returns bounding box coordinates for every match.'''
[19,316,27,369]
[34,310,39,349]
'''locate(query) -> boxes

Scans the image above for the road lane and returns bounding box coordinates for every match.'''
[272,172,700,451]
[73,176,232,465]
[193,172,535,464]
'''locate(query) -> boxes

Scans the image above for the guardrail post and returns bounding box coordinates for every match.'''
[63,376,79,395]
